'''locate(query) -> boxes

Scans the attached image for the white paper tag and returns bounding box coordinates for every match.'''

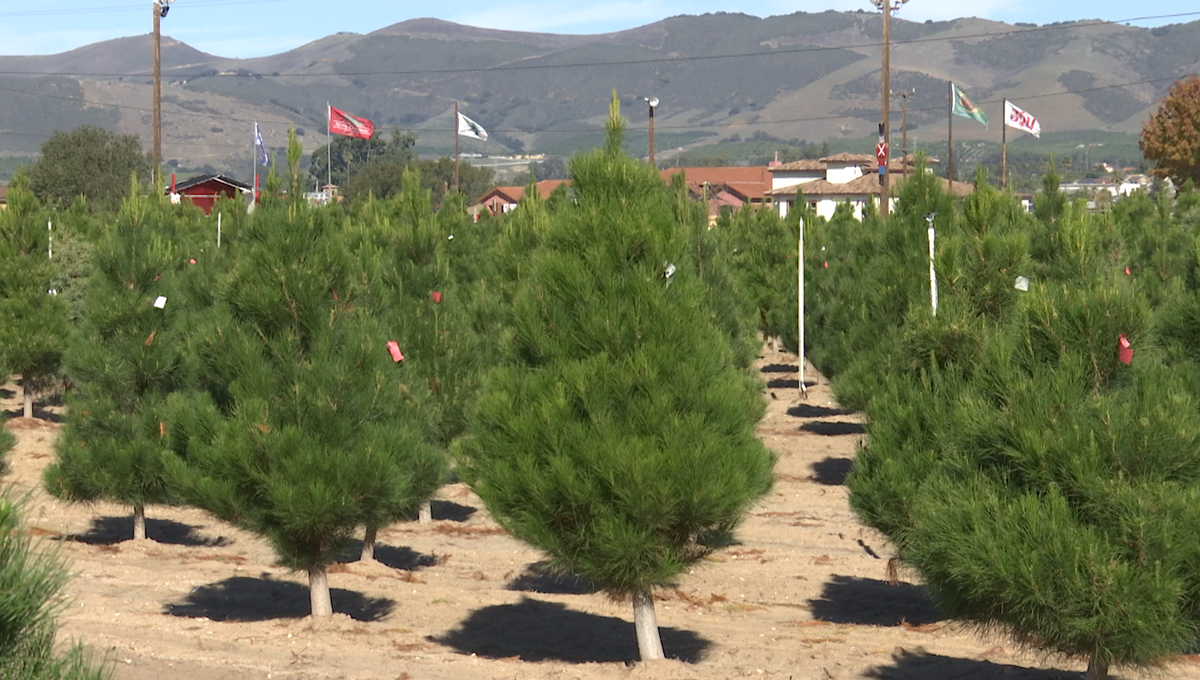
[153,296,167,309]
[1014,276,1030,292]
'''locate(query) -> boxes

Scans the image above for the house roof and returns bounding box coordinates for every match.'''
[478,179,570,204]
[171,174,251,193]
[767,173,974,198]
[821,152,876,164]
[769,159,826,172]
[660,166,772,201]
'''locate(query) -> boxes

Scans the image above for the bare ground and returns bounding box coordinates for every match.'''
[4,351,1198,680]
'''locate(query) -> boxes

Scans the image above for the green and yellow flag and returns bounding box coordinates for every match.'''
[951,83,989,129]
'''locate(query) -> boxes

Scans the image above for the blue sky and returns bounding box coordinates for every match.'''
[0,0,1195,59]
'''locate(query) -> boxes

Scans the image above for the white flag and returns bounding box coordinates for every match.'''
[457,112,488,141]
[254,122,269,165]
[1004,100,1041,138]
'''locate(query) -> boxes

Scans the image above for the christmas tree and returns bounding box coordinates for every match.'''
[172,150,443,615]
[0,491,108,680]
[461,94,775,660]
[44,183,188,541]
[0,172,69,419]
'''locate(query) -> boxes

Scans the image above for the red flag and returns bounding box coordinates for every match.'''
[430,291,442,304]
[1118,334,1133,365]
[329,106,374,139]
[387,341,404,363]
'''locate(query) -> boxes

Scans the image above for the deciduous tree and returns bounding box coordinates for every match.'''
[27,126,150,210]
[1140,76,1200,187]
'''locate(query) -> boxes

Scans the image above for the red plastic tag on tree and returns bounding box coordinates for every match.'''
[823,261,829,269]
[331,289,340,302]
[1125,266,1131,275]
[189,258,197,265]
[387,341,404,363]
[1118,334,1133,365]
[431,291,442,303]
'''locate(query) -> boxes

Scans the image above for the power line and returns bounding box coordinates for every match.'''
[0,11,1196,79]
[0,0,284,19]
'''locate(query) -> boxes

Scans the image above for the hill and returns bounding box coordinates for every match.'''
[0,11,1197,177]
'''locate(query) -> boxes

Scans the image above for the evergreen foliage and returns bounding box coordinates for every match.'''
[169,192,443,616]
[0,173,69,419]
[461,94,775,660]
[44,183,190,540]
[0,492,109,680]
[27,126,150,211]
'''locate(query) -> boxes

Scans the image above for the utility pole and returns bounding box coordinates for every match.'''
[872,0,909,218]
[152,0,172,189]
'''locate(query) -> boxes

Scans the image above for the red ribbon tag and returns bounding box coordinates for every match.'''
[1118,335,1133,365]
[431,291,442,304]
[387,341,404,362]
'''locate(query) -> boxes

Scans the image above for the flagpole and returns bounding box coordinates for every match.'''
[947,81,954,190]
[454,101,460,193]
[252,121,258,209]
[1001,100,1008,191]
[326,102,332,191]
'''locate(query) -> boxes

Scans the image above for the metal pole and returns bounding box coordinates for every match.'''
[1002,100,1008,191]
[901,90,911,175]
[947,81,954,187]
[152,1,162,189]
[455,101,460,193]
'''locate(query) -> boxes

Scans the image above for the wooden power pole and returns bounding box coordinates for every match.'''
[152,1,165,189]
[873,0,909,218]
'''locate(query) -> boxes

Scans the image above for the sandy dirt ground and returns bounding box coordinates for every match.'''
[4,351,1200,680]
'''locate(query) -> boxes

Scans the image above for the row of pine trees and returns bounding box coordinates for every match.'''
[0,101,774,668]
[4,92,1200,677]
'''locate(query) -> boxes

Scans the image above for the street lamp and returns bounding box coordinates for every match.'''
[152,0,173,188]
[870,0,910,218]
[645,96,658,168]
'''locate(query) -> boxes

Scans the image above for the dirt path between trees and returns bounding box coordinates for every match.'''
[4,351,1196,680]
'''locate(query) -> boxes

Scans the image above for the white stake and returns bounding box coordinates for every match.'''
[925,213,938,316]
[47,220,52,259]
[217,212,222,248]
[798,217,807,397]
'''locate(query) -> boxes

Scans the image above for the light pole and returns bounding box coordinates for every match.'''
[152,0,172,189]
[644,97,659,168]
[871,0,910,218]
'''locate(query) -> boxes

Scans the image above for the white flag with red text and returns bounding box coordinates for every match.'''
[1004,100,1041,138]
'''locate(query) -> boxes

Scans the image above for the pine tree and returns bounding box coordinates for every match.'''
[460,94,775,660]
[0,492,109,680]
[0,173,69,419]
[44,182,189,541]
[172,154,443,615]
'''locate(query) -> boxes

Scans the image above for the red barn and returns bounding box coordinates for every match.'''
[168,174,251,215]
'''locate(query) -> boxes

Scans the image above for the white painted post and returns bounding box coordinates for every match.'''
[217,212,222,248]
[927,224,938,316]
[47,220,52,259]
[798,217,807,397]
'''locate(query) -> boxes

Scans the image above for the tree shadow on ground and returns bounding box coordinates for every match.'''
[163,574,395,622]
[808,576,942,627]
[431,597,710,663]
[401,500,477,522]
[787,403,853,418]
[506,560,596,595]
[338,541,439,571]
[1,408,65,423]
[0,387,14,400]
[800,421,866,436]
[760,363,798,374]
[767,377,801,389]
[65,516,229,547]
[810,457,853,485]
[864,649,1081,680]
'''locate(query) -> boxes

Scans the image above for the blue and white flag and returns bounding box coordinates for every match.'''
[254,122,269,165]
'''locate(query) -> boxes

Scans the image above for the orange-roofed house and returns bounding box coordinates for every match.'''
[477,179,571,214]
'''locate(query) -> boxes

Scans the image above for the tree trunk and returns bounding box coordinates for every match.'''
[632,588,665,660]
[308,565,333,617]
[361,525,377,562]
[132,504,146,541]
[418,500,432,524]
[1085,653,1108,680]
[23,382,33,419]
